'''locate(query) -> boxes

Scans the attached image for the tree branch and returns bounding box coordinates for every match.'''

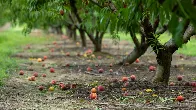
[130,29,140,49]
[155,25,167,35]
[165,25,195,53]
[108,1,117,12]
[84,30,96,45]
[142,17,163,54]
[89,0,104,8]
[69,0,82,23]
[153,16,160,33]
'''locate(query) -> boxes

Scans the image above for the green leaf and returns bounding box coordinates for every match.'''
[168,14,186,47]
[110,14,117,34]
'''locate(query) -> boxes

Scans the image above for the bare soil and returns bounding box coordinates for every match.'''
[1,35,196,110]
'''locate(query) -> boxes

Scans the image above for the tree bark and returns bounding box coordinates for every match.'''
[93,32,104,52]
[94,38,102,52]
[119,43,148,65]
[153,49,172,85]
[79,29,86,47]
[56,25,63,35]
[73,28,77,41]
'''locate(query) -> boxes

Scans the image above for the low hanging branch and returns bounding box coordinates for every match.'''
[130,29,140,50]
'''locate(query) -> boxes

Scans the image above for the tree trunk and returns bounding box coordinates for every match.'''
[94,36,102,52]
[94,42,102,52]
[119,43,148,65]
[153,49,172,85]
[56,26,63,35]
[73,28,77,41]
[79,29,86,47]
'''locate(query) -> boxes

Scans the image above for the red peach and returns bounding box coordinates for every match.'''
[42,74,46,77]
[87,67,92,71]
[38,86,44,91]
[130,75,136,81]
[122,77,128,82]
[33,72,38,77]
[176,95,184,102]
[177,75,183,81]
[97,85,105,91]
[149,66,156,71]
[98,68,104,73]
[19,70,24,75]
[135,59,140,63]
[50,68,55,73]
[51,80,56,85]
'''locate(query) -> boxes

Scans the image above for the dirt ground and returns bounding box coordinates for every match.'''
[0,35,196,110]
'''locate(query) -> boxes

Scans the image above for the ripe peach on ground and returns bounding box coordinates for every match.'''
[135,59,140,63]
[66,52,70,56]
[60,84,66,90]
[97,85,105,91]
[38,86,44,91]
[176,95,184,102]
[31,76,36,81]
[33,72,38,77]
[37,58,42,62]
[51,80,56,85]
[19,70,24,75]
[61,84,71,90]
[149,66,156,71]
[42,74,46,77]
[109,69,113,72]
[66,64,70,67]
[122,77,128,82]
[71,84,77,88]
[43,56,47,60]
[28,77,32,81]
[169,82,175,86]
[98,68,104,73]
[191,82,196,87]
[184,82,190,86]
[122,88,127,91]
[86,49,92,55]
[50,68,55,73]
[87,67,92,71]
[48,86,55,91]
[59,82,64,87]
[109,63,113,67]
[177,75,183,81]
[130,75,136,81]
[91,88,97,93]
[90,93,97,99]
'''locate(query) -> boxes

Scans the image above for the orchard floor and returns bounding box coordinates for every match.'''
[1,35,196,110]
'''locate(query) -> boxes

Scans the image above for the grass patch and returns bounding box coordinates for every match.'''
[178,38,196,56]
[0,28,53,85]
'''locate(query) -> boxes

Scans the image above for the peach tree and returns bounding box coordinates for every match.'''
[93,0,196,84]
